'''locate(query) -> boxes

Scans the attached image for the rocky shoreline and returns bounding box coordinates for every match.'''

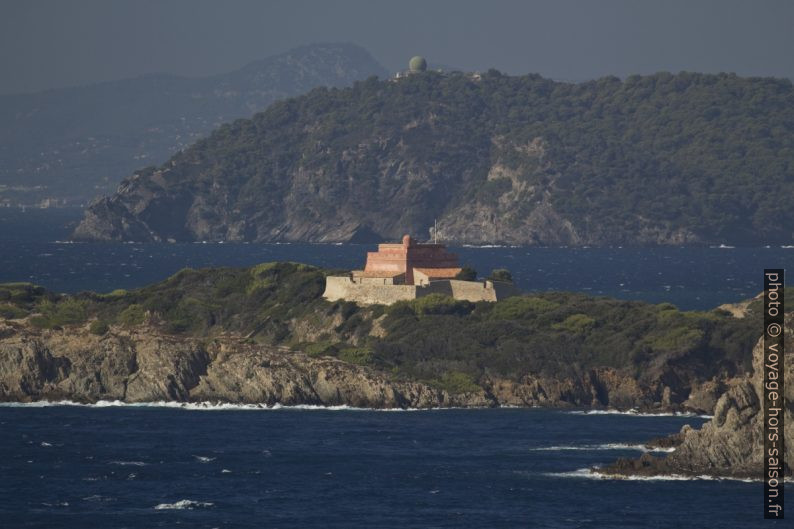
[599,317,792,480]
[0,320,723,413]
[1,299,788,481]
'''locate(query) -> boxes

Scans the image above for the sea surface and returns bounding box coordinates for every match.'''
[1,208,790,527]
[0,207,792,310]
[1,404,787,529]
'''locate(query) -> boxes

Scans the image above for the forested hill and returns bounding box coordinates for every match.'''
[0,43,387,204]
[74,70,794,246]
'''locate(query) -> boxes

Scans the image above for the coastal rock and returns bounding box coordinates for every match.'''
[0,321,709,411]
[0,323,491,408]
[602,316,793,479]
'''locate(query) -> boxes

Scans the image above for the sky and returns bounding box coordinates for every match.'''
[1,0,793,95]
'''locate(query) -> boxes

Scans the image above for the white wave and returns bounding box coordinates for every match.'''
[531,443,675,453]
[544,468,759,483]
[193,455,215,463]
[0,399,431,412]
[109,460,147,466]
[221,469,231,473]
[40,441,52,447]
[82,495,114,502]
[154,499,214,510]
[565,409,712,419]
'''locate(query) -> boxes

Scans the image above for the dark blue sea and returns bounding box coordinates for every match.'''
[1,404,786,529]
[1,207,792,310]
[0,208,790,527]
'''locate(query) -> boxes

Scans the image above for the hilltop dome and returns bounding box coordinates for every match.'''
[408,56,427,72]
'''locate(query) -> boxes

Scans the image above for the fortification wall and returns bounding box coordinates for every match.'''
[324,277,519,305]
[323,276,418,305]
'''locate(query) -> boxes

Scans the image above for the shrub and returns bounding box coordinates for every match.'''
[489,269,513,282]
[0,304,26,319]
[89,320,110,335]
[50,298,88,326]
[552,313,596,333]
[304,341,338,357]
[339,347,373,365]
[490,296,560,320]
[409,294,474,317]
[455,266,478,281]
[434,371,480,394]
[118,304,146,327]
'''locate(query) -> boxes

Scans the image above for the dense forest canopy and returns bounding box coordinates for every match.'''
[75,70,794,245]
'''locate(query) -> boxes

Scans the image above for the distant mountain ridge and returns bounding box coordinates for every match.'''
[73,70,794,246]
[0,43,387,204]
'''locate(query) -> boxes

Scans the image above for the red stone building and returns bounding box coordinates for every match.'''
[353,234,461,285]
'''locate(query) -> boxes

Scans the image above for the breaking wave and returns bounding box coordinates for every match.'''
[544,468,758,483]
[154,499,214,510]
[0,400,428,412]
[565,409,712,419]
[530,443,675,453]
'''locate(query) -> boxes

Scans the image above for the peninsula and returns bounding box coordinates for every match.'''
[0,261,770,414]
[72,68,794,246]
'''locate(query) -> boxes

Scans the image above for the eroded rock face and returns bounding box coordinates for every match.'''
[602,317,793,479]
[0,323,490,408]
[0,321,713,412]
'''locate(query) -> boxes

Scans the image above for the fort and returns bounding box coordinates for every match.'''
[323,235,517,305]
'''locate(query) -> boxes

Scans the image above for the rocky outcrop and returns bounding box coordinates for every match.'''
[0,322,488,408]
[601,317,793,479]
[0,320,715,411]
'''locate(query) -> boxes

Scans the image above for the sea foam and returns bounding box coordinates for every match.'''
[154,499,214,510]
[0,400,424,412]
[544,468,759,483]
[530,443,675,453]
[565,409,712,419]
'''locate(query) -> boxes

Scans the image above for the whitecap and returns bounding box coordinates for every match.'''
[0,399,432,412]
[221,469,231,473]
[193,455,215,463]
[154,499,214,510]
[530,443,675,453]
[109,460,147,466]
[40,441,52,447]
[565,409,711,419]
[543,468,759,483]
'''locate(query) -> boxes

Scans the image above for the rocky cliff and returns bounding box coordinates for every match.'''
[601,317,792,479]
[72,71,794,245]
[0,320,739,411]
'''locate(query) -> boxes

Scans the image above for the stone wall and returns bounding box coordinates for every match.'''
[323,276,418,305]
[323,276,519,305]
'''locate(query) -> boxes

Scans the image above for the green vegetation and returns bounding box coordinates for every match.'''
[89,320,110,335]
[488,269,513,283]
[1,264,788,397]
[431,371,480,395]
[455,266,478,281]
[83,70,794,245]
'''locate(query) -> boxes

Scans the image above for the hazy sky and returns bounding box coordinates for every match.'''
[1,0,792,95]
